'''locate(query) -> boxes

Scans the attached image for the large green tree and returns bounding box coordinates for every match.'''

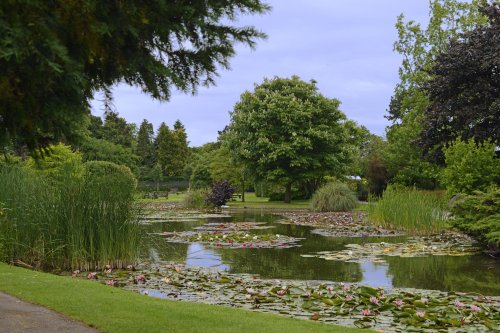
[0,0,269,151]
[225,76,349,203]
[155,123,175,177]
[386,0,488,187]
[136,119,156,169]
[420,3,500,162]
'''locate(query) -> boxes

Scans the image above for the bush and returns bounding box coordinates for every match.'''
[311,182,357,212]
[450,187,500,252]
[442,139,499,196]
[182,189,210,208]
[368,185,447,235]
[206,180,235,206]
[84,160,137,198]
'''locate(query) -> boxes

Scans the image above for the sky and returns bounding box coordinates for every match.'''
[91,1,430,147]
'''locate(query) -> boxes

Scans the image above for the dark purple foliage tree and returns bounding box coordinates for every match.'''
[206,180,236,206]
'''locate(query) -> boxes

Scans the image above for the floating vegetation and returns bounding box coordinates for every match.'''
[193,222,274,232]
[140,211,231,223]
[277,211,402,237]
[78,264,500,332]
[156,231,302,249]
[301,234,481,263]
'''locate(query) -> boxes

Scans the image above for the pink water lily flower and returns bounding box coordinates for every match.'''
[106,279,115,286]
[393,299,404,307]
[370,296,379,305]
[345,295,353,301]
[470,304,481,312]
[87,272,97,280]
[416,311,425,318]
[71,270,80,278]
[276,289,286,296]
[134,275,146,284]
[361,309,371,316]
[454,300,465,308]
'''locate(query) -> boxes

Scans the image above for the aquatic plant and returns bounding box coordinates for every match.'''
[0,160,139,271]
[368,185,448,234]
[311,182,358,212]
[182,189,210,208]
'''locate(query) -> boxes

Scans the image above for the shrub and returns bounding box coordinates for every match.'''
[311,182,357,212]
[368,185,447,235]
[182,189,210,208]
[206,180,235,206]
[450,187,500,252]
[442,139,499,196]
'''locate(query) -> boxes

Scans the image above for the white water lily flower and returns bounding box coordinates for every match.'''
[253,236,258,240]
[276,234,280,238]
[222,235,227,239]
[244,234,249,238]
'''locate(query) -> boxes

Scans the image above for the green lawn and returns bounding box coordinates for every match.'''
[137,191,311,209]
[0,263,369,333]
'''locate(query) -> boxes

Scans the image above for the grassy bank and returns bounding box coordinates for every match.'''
[0,263,368,333]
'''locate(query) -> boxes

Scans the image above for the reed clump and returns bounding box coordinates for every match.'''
[368,185,447,235]
[311,182,358,212]
[0,148,139,271]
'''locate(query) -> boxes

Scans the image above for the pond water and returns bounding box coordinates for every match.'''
[141,210,500,296]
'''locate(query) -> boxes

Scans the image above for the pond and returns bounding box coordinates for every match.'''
[140,210,500,296]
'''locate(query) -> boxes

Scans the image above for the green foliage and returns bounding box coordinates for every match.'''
[226,76,349,203]
[0,1,269,150]
[450,187,500,250]
[421,3,500,161]
[155,122,189,178]
[0,157,138,270]
[136,119,156,169]
[25,144,85,185]
[182,189,210,209]
[311,182,358,212]
[79,137,139,175]
[386,0,487,185]
[442,139,499,195]
[368,186,447,235]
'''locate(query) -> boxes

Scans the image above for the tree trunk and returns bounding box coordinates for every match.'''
[284,182,292,203]
[241,177,245,202]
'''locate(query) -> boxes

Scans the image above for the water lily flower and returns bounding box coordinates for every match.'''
[216,243,222,247]
[253,236,258,240]
[246,288,256,294]
[222,235,227,239]
[276,289,286,296]
[126,265,135,271]
[174,266,182,273]
[416,311,425,318]
[106,279,115,286]
[327,286,334,294]
[343,284,351,291]
[244,234,249,238]
[345,295,353,301]
[379,290,385,296]
[470,304,481,312]
[304,291,311,297]
[71,270,80,278]
[249,243,253,248]
[454,300,465,308]
[245,294,252,299]
[393,299,404,307]
[361,309,371,316]
[104,268,112,275]
[242,243,247,247]
[87,272,97,280]
[370,296,379,305]
[135,275,146,284]
[421,297,428,304]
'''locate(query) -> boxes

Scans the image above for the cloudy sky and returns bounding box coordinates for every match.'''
[91,1,429,147]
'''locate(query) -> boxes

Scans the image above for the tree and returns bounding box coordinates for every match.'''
[155,123,175,177]
[420,3,500,162]
[225,76,349,203]
[441,138,500,195]
[0,1,269,151]
[386,0,488,186]
[136,119,156,168]
[101,111,136,148]
[170,120,190,177]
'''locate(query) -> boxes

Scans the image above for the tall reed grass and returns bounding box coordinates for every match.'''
[0,162,139,271]
[311,182,358,212]
[368,185,448,235]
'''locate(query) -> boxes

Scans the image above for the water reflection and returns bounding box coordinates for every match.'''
[141,210,500,295]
